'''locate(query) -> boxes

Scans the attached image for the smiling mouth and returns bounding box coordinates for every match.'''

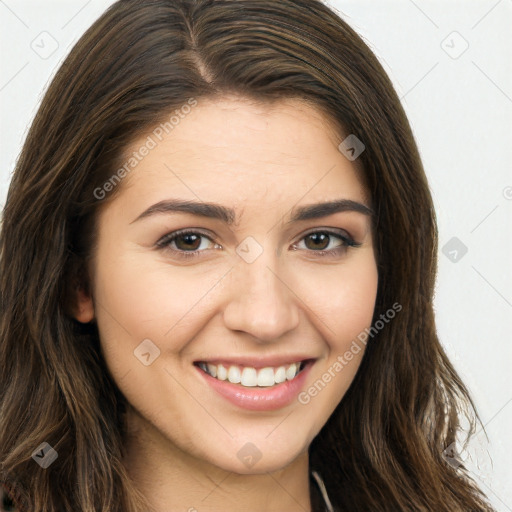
[194,360,311,388]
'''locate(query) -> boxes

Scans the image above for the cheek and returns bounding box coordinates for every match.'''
[301,255,379,347]
[93,240,378,353]
[91,248,234,390]
[92,248,217,336]
[294,255,378,414]
[332,269,378,341]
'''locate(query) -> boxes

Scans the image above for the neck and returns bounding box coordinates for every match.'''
[122,407,313,512]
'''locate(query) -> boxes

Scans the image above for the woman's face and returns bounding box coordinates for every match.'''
[77,96,378,474]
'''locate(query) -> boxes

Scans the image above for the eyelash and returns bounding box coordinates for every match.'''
[155,228,362,260]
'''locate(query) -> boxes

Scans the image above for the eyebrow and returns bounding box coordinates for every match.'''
[130,198,374,225]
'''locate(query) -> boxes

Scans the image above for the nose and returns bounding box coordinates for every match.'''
[222,251,300,343]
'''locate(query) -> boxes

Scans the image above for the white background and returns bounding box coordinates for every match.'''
[1,0,511,510]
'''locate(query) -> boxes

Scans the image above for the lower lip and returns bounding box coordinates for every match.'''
[195,361,314,411]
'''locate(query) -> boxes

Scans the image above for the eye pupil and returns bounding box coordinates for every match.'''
[306,233,329,250]
[176,234,201,251]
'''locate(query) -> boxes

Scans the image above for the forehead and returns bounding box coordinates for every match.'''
[113,95,369,213]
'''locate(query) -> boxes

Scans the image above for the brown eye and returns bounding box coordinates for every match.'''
[303,232,332,251]
[173,233,203,251]
[156,229,219,259]
[292,229,361,258]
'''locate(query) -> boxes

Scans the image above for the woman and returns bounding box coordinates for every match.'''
[0,0,495,510]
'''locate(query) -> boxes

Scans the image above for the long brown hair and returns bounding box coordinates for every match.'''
[0,0,494,510]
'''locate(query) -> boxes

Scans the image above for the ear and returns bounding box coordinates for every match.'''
[73,285,95,323]
[64,258,95,323]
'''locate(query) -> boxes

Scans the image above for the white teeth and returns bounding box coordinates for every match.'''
[206,363,217,378]
[257,367,275,387]
[198,361,304,387]
[286,363,298,381]
[227,366,241,384]
[274,366,286,383]
[217,364,227,380]
[241,367,257,387]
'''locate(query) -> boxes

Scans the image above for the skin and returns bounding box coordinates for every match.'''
[75,95,378,512]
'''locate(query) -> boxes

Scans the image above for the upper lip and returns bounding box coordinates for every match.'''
[194,355,316,369]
